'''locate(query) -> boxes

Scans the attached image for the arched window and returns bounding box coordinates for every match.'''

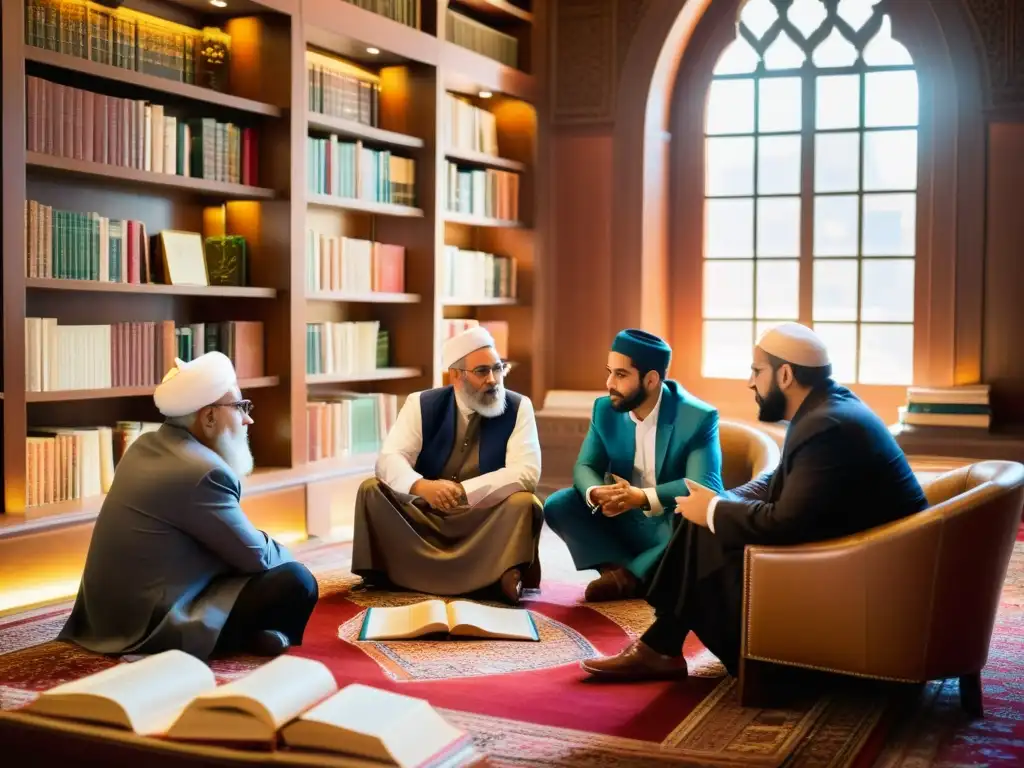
[701,0,918,385]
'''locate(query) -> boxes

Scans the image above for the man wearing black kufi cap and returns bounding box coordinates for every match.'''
[544,329,726,602]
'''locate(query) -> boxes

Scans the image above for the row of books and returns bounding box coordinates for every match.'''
[25,421,159,509]
[447,8,519,68]
[307,393,399,462]
[23,0,221,87]
[306,50,379,127]
[306,321,388,376]
[445,162,520,221]
[306,136,416,207]
[25,318,264,392]
[26,76,259,185]
[24,200,146,281]
[896,385,991,430]
[342,0,421,29]
[444,93,500,156]
[443,246,518,301]
[22,652,477,765]
[443,319,510,360]
[305,232,405,295]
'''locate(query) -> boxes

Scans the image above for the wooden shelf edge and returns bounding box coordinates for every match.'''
[440,42,537,102]
[25,47,283,117]
[306,367,422,384]
[307,291,421,303]
[307,194,423,217]
[442,297,518,306]
[303,0,439,66]
[26,376,280,403]
[27,152,277,200]
[444,211,525,228]
[26,278,277,298]
[450,0,534,23]
[0,453,378,540]
[307,113,424,149]
[445,147,526,172]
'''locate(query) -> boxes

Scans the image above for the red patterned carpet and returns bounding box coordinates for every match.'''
[0,529,1021,767]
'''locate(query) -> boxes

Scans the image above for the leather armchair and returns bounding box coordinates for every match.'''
[718,420,780,491]
[738,460,1024,716]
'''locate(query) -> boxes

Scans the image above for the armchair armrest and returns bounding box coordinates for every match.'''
[742,510,943,681]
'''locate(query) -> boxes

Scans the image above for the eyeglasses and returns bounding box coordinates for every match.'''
[211,400,253,416]
[453,362,511,378]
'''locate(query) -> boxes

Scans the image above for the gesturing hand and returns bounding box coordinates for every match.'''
[674,479,716,528]
[412,479,466,512]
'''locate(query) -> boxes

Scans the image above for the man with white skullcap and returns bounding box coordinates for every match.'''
[583,322,927,682]
[59,353,318,661]
[352,326,543,604]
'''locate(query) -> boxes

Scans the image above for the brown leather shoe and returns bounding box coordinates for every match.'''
[580,640,689,681]
[499,568,522,604]
[584,567,638,602]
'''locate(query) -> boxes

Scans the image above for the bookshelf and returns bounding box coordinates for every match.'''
[1,0,544,567]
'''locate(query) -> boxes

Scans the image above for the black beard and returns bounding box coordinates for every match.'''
[755,382,788,422]
[609,387,647,413]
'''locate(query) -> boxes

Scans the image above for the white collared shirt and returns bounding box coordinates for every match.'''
[586,389,665,517]
[375,389,541,509]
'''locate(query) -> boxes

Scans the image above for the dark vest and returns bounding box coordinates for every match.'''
[413,386,522,480]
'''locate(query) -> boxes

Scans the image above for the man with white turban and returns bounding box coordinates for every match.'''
[351,326,543,604]
[59,352,318,661]
[582,322,928,682]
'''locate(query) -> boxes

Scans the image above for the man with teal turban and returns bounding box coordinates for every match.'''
[543,329,725,601]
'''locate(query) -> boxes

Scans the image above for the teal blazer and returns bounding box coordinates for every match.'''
[573,380,725,511]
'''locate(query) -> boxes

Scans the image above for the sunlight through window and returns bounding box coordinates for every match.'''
[701,0,918,386]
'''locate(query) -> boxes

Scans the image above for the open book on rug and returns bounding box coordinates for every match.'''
[24,651,338,743]
[280,683,475,767]
[358,599,539,641]
[22,649,217,736]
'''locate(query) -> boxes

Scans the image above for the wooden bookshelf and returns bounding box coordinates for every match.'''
[26,278,278,298]
[27,153,277,200]
[0,0,545,581]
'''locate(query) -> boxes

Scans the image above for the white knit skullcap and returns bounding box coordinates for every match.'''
[442,326,496,370]
[153,351,238,418]
[756,322,830,367]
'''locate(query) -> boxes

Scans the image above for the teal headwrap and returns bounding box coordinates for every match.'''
[611,329,672,379]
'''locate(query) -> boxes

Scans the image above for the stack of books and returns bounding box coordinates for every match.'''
[896,385,991,431]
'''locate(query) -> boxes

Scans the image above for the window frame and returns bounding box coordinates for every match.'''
[667,0,953,422]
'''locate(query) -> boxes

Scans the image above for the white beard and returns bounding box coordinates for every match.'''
[458,379,508,419]
[214,428,254,477]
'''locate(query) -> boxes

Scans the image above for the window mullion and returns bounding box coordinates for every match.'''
[799,68,815,326]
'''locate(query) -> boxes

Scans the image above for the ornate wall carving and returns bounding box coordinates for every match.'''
[962,0,1024,107]
[550,0,1024,124]
[550,0,650,125]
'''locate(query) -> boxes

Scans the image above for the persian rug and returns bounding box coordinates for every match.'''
[1,529,1021,768]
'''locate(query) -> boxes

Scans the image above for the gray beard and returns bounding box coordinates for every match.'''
[214,429,254,477]
[457,380,508,419]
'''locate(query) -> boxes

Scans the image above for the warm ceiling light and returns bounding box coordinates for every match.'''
[366,47,380,55]
[479,90,493,98]
[210,0,227,7]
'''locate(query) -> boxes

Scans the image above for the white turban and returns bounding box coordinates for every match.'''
[443,326,496,370]
[756,322,830,368]
[154,351,238,418]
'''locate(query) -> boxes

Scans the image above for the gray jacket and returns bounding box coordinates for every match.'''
[58,424,293,660]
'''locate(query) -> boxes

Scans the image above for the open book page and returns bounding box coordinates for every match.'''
[26,650,216,735]
[166,656,337,742]
[281,683,468,768]
[359,600,449,640]
[445,601,539,641]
